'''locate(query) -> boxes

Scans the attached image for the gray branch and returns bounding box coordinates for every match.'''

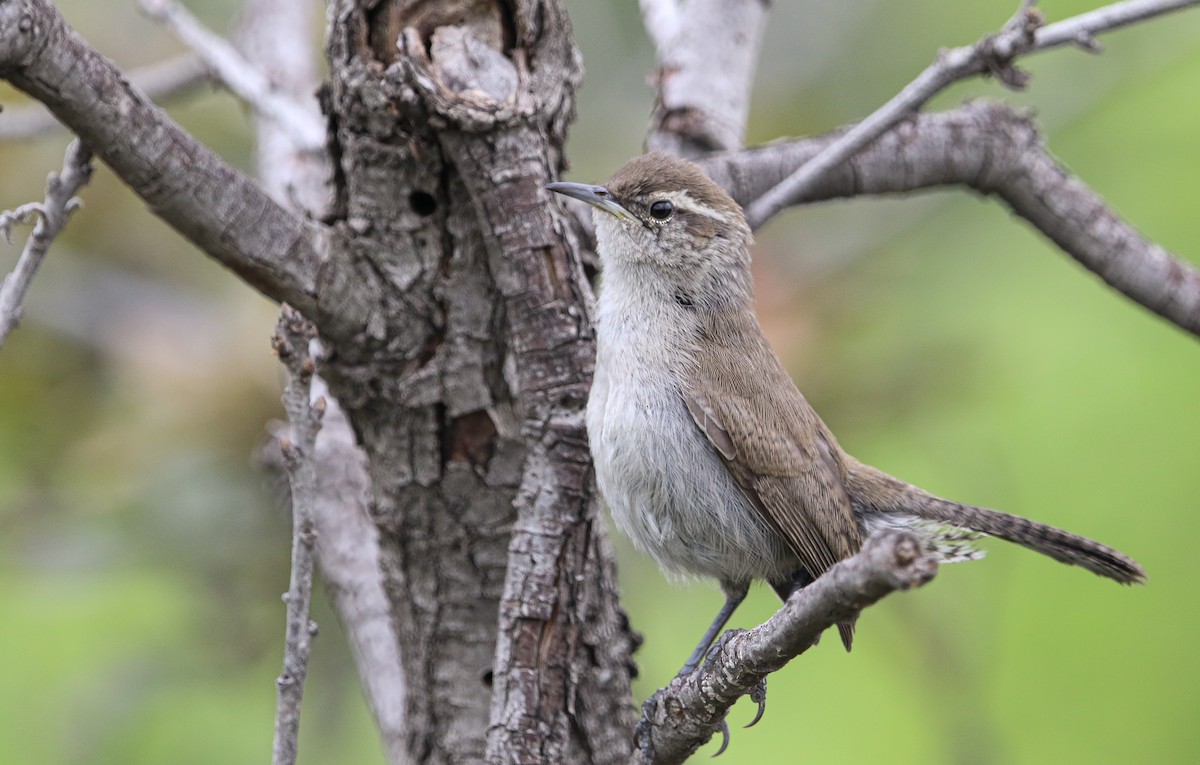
[634,531,938,764]
[237,0,400,760]
[0,0,329,321]
[699,102,1200,338]
[643,0,769,155]
[270,306,323,765]
[0,139,92,350]
[138,0,325,151]
[743,0,1200,229]
[305,383,408,765]
[0,54,210,141]
[236,0,332,216]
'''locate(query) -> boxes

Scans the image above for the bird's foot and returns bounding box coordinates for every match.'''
[744,675,768,728]
[708,677,766,757]
[699,631,767,756]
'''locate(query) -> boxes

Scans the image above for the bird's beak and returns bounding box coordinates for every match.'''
[546,182,636,222]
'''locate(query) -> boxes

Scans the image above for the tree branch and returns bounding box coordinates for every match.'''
[0,53,210,141]
[644,0,769,155]
[0,0,328,320]
[270,306,323,765]
[138,0,325,151]
[743,0,1200,229]
[237,0,397,759]
[637,0,680,60]
[699,101,1200,338]
[0,139,92,350]
[634,531,938,765]
[236,0,331,216]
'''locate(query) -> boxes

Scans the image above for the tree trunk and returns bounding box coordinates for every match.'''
[320,2,636,761]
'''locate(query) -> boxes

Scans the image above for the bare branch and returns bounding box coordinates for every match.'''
[744,0,1200,229]
[270,306,323,765]
[700,102,1200,338]
[0,54,210,141]
[307,384,408,765]
[645,0,769,156]
[260,379,406,765]
[0,0,328,319]
[633,531,937,764]
[238,0,390,757]
[1011,0,1200,53]
[138,0,324,150]
[0,139,92,351]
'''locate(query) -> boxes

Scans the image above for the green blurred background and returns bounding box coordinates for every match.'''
[1,1,1197,763]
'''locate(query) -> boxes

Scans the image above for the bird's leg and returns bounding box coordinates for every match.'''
[678,580,749,676]
[676,581,756,757]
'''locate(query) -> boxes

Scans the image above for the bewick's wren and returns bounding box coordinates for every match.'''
[548,153,1145,692]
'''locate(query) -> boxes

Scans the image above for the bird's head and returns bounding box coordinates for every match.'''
[548,153,753,303]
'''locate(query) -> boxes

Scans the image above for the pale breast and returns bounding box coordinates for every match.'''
[587,296,797,584]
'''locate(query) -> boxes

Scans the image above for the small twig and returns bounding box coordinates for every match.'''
[633,531,937,764]
[0,54,211,142]
[744,0,1200,229]
[138,0,324,150]
[0,139,93,351]
[270,305,324,765]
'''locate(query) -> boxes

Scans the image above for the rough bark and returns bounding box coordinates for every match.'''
[319,2,636,761]
[3,0,1195,763]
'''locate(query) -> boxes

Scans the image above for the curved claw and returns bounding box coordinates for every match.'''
[744,676,768,728]
[712,718,730,757]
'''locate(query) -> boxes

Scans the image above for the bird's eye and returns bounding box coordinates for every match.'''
[649,200,674,221]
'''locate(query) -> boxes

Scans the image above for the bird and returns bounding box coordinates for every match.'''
[547,152,1145,723]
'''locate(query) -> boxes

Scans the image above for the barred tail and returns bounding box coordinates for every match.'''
[845,459,1146,585]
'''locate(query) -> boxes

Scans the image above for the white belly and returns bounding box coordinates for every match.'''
[586,332,796,585]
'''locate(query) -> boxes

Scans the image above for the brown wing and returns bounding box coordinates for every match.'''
[682,309,863,584]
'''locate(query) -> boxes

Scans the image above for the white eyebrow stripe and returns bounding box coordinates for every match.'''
[659,190,731,223]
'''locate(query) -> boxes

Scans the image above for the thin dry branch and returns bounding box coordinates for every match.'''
[633,531,938,764]
[138,0,324,151]
[699,102,1200,338]
[0,54,210,141]
[238,0,394,758]
[0,139,92,350]
[743,0,1200,229]
[0,0,329,322]
[270,306,323,765]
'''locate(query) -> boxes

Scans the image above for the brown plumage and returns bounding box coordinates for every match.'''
[548,152,1145,683]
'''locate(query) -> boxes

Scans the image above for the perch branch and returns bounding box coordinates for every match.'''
[270,306,323,765]
[700,102,1200,338]
[0,139,92,350]
[634,531,937,764]
[743,0,1200,229]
